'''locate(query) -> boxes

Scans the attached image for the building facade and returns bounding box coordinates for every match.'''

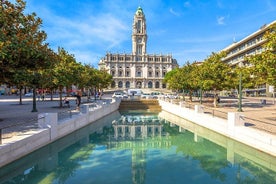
[221,20,275,67]
[221,20,275,96]
[98,7,178,89]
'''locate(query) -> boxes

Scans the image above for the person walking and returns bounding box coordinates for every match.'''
[76,90,82,109]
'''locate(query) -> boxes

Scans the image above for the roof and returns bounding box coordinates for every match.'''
[136,6,144,15]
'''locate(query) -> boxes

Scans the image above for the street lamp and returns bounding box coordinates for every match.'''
[238,63,243,112]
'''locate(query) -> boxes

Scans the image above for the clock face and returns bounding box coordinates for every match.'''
[137,38,142,43]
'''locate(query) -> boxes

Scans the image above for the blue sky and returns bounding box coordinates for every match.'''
[21,0,276,67]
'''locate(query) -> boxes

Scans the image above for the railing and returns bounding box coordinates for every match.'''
[243,116,276,135]
[0,100,108,144]
[202,106,228,119]
[160,98,276,135]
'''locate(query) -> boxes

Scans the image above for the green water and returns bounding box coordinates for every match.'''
[0,110,275,184]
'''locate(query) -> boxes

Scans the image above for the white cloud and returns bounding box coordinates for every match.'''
[217,16,225,25]
[30,4,130,65]
[184,1,191,8]
[169,8,180,16]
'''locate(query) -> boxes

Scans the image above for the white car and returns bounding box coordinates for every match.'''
[112,92,128,98]
[24,92,33,97]
[141,93,152,99]
[151,92,163,99]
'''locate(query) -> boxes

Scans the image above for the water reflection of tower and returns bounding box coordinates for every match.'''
[111,115,169,184]
[132,145,146,184]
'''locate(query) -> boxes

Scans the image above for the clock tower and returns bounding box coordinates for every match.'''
[99,6,178,90]
[132,6,147,56]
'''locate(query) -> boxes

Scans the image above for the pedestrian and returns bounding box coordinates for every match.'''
[214,94,219,107]
[37,92,40,101]
[64,97,70,108]
[41,93,45,101]
[76,90,82,109]
[217,96,220,103]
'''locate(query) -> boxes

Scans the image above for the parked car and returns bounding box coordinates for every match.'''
[166,93,180,99]
[70,92,77,97]
[151,92,163,99]
[228,94,236,98]
[127,89,143,96]
[204,93,215,98]
[141,93,152,99]
[24,92,33,97]
[112,92,128,99]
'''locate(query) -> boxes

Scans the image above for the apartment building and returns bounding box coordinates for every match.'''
[222,20,275,67]
[221,20,275,96]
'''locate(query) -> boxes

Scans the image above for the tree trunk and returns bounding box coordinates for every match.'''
[19,88,23,105]
[59,86,63,108]
[189,90,193,102]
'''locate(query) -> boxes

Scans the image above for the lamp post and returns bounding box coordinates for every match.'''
[31,72,39,112]
[238,68,243,112]
[31,86,37,112]
[199,88,203,104]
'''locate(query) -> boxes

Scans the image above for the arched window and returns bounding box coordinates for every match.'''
[118,81,123,88]
[155,81,160,88]
[111,81,116,88]
[148,81,153,88]
[156,72,159,77]
[136,81,142,88]
[126,81,130,88]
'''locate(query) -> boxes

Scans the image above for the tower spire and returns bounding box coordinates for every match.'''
[132,6,147,56]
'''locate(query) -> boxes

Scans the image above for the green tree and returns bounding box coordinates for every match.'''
[10,69,30,104]
[247,22,276,87]
[199,52,231,91]
[0,0,49,82]
[164,68,183,91]
[89,69,112,100]
[97,69,113,90]
[52,47,79,107]
[0,0,53,112]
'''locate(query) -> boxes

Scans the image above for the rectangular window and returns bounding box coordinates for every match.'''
[126,57,131,61]
[155,58,160,62]
[137,20,141,33]
[137,45,142,55]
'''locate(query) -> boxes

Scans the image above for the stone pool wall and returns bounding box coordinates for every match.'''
[0,99,121,167]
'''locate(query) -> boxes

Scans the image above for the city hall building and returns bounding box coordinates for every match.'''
[98,7,178,89]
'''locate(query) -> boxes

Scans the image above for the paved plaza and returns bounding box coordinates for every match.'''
[0,95,275,141]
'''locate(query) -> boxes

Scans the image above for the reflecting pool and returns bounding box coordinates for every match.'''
[0,110,276,184]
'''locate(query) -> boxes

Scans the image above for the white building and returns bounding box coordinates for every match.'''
[222,20,276,67]
[221,20,275,96]
[99,7,178,89]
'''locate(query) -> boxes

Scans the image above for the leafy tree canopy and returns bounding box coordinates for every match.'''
[247,22,276,87]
